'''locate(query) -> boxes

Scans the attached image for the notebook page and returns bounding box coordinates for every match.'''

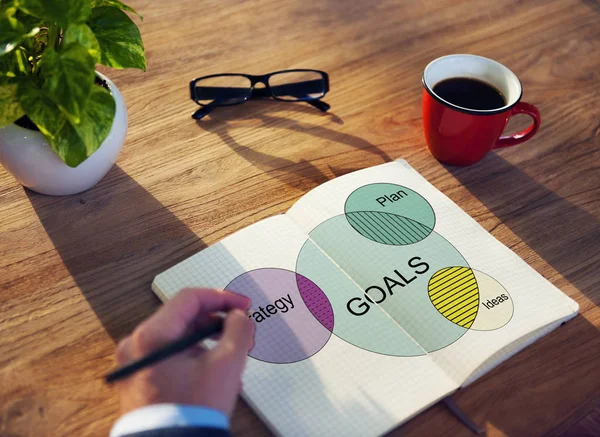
[286,160,579,387]
[421,207,578,385]
[153,214,457,436]
[379,162,578,385]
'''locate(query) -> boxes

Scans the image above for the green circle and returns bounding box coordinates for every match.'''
[344,183,436,245]
[296,214,469,356]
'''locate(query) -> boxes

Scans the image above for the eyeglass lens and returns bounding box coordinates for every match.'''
[268,71,326,101]
[194,75,252,105]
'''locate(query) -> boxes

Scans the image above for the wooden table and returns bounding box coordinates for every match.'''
[1,0,599,435]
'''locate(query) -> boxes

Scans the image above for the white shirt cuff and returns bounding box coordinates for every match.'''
[110,404,229,437]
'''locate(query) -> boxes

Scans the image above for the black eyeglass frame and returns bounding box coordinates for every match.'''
[189,69,330,119]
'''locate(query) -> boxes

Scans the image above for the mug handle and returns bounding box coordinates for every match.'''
[493,102,541,149]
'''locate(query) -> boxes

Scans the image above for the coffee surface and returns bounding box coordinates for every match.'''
[433,77,506,110]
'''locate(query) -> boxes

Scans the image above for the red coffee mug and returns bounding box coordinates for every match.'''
[422,54,541,166]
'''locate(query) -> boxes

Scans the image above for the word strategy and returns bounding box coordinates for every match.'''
[248,294,295,323]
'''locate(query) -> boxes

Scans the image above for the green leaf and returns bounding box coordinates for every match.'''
[91,0,142,20]
[0,46,29,76]
[0,83,24,126]
[15,0,91,26]
[19,82,116,167]
[68,85,115,158]
[0,26,40,56]
[39,44,95,123]
[0,5,39,56]
[14,6,44,29]
[63,23,100,63]
[0,1,16,14]
[18,82,67,139]
[88,7,146,71]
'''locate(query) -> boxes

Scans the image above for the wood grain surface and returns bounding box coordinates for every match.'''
[1,0,599,436]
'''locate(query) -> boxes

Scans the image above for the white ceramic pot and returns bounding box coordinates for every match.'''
[0,72,127,196]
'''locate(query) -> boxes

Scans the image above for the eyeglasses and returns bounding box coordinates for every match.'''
[189,69,330,120]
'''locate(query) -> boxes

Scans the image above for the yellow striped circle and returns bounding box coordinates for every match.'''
[428,267,479,329]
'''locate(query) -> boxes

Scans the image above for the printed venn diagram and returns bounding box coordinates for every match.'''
[226,183,514,364]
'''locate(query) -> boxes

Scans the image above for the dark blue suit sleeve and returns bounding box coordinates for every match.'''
[121,427,231,437]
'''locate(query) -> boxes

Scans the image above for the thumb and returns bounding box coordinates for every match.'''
[215,309,255,360]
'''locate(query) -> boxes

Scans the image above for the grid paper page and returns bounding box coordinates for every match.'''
[286,160,579,386]
[153,214,457,437]
[402,165,579,384]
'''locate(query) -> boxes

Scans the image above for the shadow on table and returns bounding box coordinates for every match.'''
[396,312,600,437]
[195,100,392,190]
[583,0,600,14]
[445,153,600,306]
[26,165,381,435]
[401,152,600,436]
[26,165,209,341]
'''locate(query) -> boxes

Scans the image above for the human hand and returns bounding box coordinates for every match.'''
[114,288,254,416]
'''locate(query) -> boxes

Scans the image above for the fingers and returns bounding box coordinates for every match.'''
[209,310,255,415]
[116,336,134,365]
[184,343,208,359]
[191,313,226,334]
[214,309,255,361]
[132,288,251,354]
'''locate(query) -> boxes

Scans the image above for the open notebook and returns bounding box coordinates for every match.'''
[152,160,578,436]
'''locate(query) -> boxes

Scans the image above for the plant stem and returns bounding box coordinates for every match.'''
[48,25,60,50]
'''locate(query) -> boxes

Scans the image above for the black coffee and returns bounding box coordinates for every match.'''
[432,77,506,110]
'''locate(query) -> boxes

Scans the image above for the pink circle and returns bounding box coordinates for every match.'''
[297,274,334,331]
[226,269,332,364]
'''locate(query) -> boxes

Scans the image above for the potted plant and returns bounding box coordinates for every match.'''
[0,0,145,195]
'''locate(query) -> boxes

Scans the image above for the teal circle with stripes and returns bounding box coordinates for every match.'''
[344,183,436,245]
[296,214,469,355]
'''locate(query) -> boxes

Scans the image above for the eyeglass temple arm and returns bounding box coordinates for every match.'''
[191,99,328,119]
[248,87,329,111]
[307,99,330,112]
[254,81,330,111]
[192,105,215,120]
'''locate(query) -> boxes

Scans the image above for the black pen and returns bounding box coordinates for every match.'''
[105,319,224,384]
